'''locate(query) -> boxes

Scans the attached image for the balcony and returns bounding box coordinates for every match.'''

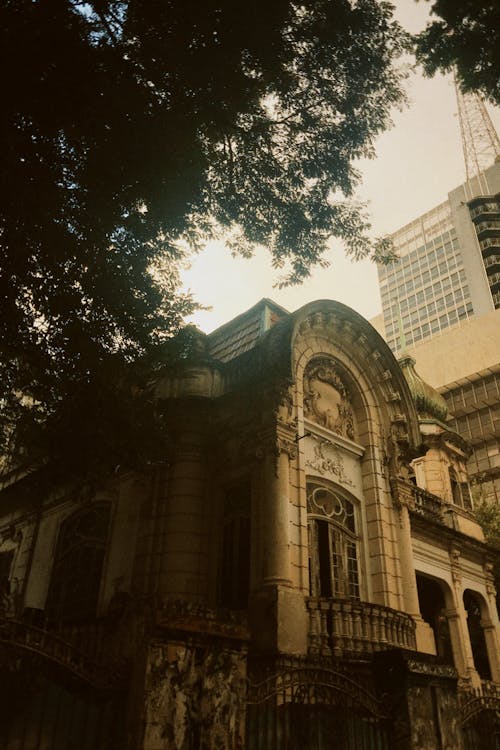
[469,203,500,222]
[413,485,444,522]
[483,254,500,271]
[306,598,416,658]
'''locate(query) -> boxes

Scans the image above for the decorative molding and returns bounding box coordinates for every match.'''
[406,659,457,679]
[276,437,298,460]
[306,442,354,487]
[304,420,364,458]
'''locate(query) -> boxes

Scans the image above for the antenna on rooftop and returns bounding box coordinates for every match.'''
[455,79,500,182]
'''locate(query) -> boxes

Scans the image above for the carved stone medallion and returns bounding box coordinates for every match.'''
[303,358,356,440]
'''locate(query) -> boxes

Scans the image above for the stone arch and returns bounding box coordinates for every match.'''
[259,299,421,451]
[415,572,454,662]
[463,588,493,681]
[276,302,421,612]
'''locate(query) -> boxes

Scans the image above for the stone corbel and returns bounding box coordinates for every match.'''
[255,428,297,470]
[276,436,298,461]
[389,476,415,511]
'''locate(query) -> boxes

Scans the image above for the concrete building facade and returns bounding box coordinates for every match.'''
[0,299,499,749]
[390,309,500,507]
[378,162,500,353]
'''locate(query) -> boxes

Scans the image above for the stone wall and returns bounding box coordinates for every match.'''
[142,640,247,750]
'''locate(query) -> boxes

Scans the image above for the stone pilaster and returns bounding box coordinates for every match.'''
[449,546,481,687]
[392,479,436,653]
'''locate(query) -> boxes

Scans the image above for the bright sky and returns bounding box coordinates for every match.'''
[181,0,500,334]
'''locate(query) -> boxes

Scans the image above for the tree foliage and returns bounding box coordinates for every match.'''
[1,0,408,479]
[474,497,500,608]
[414,1,500,105]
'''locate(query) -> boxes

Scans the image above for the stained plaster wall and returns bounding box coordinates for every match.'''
[142,641,247,750]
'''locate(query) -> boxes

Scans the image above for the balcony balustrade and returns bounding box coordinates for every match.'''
[306,598,416,658]
[469,203,500,221]
[412,485,444,521]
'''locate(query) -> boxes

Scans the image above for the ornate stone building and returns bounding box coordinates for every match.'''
[0,298,499,749]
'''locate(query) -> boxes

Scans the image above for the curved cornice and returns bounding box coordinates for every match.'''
[257,299,422,449]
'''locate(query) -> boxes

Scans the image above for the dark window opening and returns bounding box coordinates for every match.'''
[46,504,111,622]
[416,575,453,663]
[464,589,491,680]
[317,520,332,597]
[0,549,14,602]
[218,483,251,610]
[307,483,360,600]
[450,468,472,509]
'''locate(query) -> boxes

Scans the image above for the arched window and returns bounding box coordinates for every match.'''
[46,504,111,622]
[307,482,360,600]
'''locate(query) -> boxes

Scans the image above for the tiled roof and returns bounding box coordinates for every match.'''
[207,299,289,363]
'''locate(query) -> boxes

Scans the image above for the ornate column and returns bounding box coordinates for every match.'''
[250,427,308,654]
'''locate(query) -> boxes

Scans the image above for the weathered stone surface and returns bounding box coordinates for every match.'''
[143,642,247,750]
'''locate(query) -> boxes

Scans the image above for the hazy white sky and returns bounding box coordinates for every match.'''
[181,0,500,333]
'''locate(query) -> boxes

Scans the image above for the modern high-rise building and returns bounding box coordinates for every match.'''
[377,160,500,354]
[375,92,500,506]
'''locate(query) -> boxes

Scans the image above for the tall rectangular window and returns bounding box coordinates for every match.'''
[218,483,251,610]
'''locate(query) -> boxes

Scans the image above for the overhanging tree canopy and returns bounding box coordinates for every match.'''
[414,0,500,105]
[0,0,408,478]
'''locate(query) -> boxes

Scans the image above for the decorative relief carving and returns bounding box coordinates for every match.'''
[303,358,356,440]
[406,659,457,679]
[484,561,497,600]
[306,442,354,487]
[254,428,297,463]
[276,437,298,460]
[449,546,462,586]
[277,389,297,430]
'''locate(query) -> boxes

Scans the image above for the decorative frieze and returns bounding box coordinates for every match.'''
[305,441,354,488]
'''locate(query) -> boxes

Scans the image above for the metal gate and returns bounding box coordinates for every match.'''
[246,663,390,750]
[460,683,500,750]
